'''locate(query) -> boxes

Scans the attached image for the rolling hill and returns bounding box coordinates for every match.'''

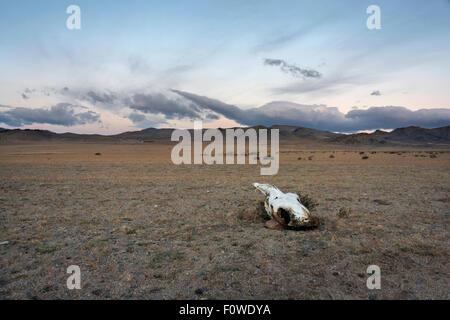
[0,125,449,148]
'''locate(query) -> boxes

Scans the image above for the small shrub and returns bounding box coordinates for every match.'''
[255,201,270,220]
[329,154,335,158]
[337,207,351,218]
[36,244,60,254]
[297,157,302,160]
[430,154,437,158]
[296,193,318,211]
[153,250,183,262]
[238,203,265,221]
[373,199,391,205]
[362,155,369,159]
[120,225,137,234]
[215,264,241,272]
[95,152,101,156]
[359,151,365,155]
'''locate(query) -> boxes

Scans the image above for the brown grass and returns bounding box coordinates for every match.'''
[0,143,449,299]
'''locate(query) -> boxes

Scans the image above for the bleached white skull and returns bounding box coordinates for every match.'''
[253,183,315,229]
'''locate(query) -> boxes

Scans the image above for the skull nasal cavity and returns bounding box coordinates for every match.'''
[279,208,291,224]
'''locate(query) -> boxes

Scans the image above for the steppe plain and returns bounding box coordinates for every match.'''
[0,142,449,299]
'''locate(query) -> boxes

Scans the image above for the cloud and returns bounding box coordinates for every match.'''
[251,12,339,53]
[371,90,381,96]
[126,92,220,123]
[205,113,220,120]
[128,93,202,120]
[252,28,313,53]
[264,58,322,78]
[173,90,450,132]
[171,90,260,124]
[10,87,448,132]
[84,91,117,104]
[345,106,450,130]
[128,112,147,123]
[271,73,359,95]
[0,103,100,127]
[127,112,167,128]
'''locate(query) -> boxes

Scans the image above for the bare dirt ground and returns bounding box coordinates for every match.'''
[0,143,449,299]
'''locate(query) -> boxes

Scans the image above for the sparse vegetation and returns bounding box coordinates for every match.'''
[373,199,391,205]
[215,264,241,272]
[152,250,184,262]
[0,143,448,299]
[337,207,351,218]
[36,244,60,254]
[255,201,270,220]
[296,193,318,211]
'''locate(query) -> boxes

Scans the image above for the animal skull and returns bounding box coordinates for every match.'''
[253,183,316,229]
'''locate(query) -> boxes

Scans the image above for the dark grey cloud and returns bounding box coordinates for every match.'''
[345,106,450,130]
[36,87,117,106]
[19,87,70,100]
[173,90,450,132]
[371,90,381,96]
[128,112,147,123]
[171,90,261,124]
[264,58,322,79]
[0,103,100,127]
[127,112,167,128]
[128,93,202,120]
[126,93,223,123]
[205,113,220,120]
[85,91,117,104]
[21,88,38,100]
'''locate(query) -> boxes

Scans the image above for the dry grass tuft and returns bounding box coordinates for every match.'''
[373,199,391,205]
[237,203,267,222]
[296,192,319,211]
[337,207,352,218]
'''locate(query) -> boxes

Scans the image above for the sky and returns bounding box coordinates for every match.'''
[0,0,449,133]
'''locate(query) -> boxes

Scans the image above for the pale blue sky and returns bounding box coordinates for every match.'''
[0,0,449,133]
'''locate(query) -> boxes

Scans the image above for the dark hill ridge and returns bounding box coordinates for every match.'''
[0,125,449,148]
[329,126,450,146]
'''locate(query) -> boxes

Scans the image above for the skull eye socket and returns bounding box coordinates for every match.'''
[278,208,291,225]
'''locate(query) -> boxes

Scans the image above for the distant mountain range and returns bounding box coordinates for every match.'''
[0,125,449,148]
